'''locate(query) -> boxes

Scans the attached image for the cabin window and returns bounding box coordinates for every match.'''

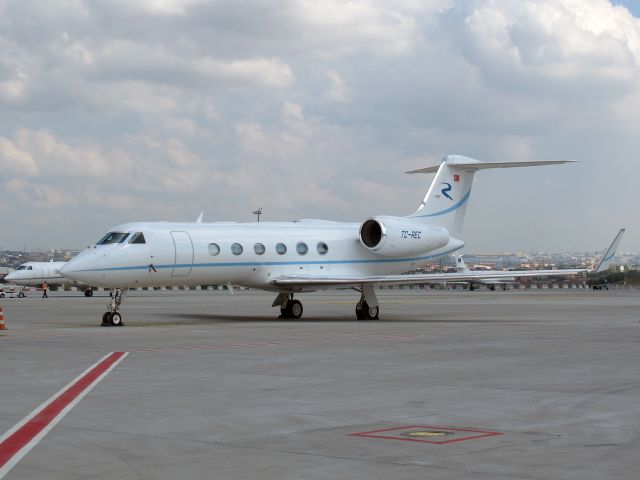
[296,242,308,255]
[208,243,220,256]
[276,243,287,255]
[254,243,265,255]
[231,243,243,255]
[96,232,129,245]
[129,232,146,244]
[317,242,328,255]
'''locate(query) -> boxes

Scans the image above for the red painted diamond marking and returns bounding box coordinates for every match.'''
[349,425,503,445]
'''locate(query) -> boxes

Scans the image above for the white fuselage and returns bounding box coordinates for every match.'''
[61,220,464,291]
[4,262,74,287]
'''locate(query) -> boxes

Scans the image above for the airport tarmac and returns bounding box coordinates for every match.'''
[1,289,639,479]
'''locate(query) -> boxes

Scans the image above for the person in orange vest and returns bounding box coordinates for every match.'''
[42,281,49,298]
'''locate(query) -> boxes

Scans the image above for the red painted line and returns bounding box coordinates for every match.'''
[0,352,128,478]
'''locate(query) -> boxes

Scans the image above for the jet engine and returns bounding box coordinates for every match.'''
[359,216,449,257]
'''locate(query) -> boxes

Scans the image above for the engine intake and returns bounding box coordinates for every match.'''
[360,219,384,248]
[359,216,450,257]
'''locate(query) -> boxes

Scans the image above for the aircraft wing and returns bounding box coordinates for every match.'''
[271,268,587,289]
[271,228,623,290]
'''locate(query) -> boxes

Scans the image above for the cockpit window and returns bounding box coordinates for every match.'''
[26,266,33,270]
[96,232,130,245]
[129,232,146,244]
[16,265,26,270]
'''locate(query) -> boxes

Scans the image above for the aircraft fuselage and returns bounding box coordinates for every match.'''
[63,220,465,291]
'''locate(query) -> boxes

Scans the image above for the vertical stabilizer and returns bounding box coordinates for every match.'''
[406,155,574,237]
[595,229,625,273]
[407,155,478,237]
[455,255,470,273]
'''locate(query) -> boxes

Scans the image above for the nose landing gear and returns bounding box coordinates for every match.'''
[101,288,128,326]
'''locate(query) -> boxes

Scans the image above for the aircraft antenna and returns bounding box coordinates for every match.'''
[252,208,263,223]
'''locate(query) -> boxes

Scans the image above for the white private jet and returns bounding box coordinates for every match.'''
[59,155,625,326]
[4,261,95,296]
[453,256,517,290]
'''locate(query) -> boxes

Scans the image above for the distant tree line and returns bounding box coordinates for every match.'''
[587,269,640,286]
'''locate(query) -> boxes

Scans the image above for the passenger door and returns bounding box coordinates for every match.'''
[170,231,194,277]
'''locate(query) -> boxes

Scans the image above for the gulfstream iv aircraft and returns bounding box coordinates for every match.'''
[60,156,625,326]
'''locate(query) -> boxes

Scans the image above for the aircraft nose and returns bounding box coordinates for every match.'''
[4,272,15,281]
[60,252,101,282]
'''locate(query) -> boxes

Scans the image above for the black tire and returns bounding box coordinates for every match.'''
[101,312,112,326]
[289,300,303,319]
[84,289,94,297]
[18,292,25,298]
[0,293,4,298]
[356,301,379,320]
[110,312,123,326]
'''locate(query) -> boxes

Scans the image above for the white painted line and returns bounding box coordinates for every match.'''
[0,351,129,478]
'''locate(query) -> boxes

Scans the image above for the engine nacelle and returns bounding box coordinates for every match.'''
[359,216,449,257]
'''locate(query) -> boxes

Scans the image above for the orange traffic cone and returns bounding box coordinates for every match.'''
[0,307,6,330]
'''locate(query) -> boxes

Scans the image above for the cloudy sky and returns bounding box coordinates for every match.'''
[0,0,638,253]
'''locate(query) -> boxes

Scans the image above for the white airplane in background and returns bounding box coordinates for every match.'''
[4,261,95,296]
[59,155,625,326]
[453,255,517,290]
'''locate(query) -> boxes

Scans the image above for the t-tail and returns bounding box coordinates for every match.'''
[406,155,575,237]
[455,255,470,273]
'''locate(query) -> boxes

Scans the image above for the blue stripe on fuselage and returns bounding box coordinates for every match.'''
[67,246,464,273]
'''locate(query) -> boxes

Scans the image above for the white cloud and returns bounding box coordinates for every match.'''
[0,137,39,176]
[461,0,640,87]
[325,70,351,103]
[291,0,420,55]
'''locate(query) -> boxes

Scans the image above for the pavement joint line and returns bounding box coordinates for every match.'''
[0,351,129,479]
[126,335,418,352]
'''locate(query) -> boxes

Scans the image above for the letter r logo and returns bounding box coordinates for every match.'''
[441,182,453,200]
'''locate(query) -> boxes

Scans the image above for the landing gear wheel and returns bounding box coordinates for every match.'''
[110,312,123,326]
[18,292,25,298]
[356,300,379,320]
[84,289,94,297]
[0,293,5,298]
[100,288,128,327]
[280,300,303,319]
[289,300,303,319]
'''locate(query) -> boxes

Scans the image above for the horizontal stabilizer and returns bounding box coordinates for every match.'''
[406,155,576,174]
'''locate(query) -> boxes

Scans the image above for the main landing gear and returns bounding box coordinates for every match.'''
[84,289,94,297]
[355,284,379,320]
[101,288,128,327]
[272,285,381,321]
[273,293,303,319]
